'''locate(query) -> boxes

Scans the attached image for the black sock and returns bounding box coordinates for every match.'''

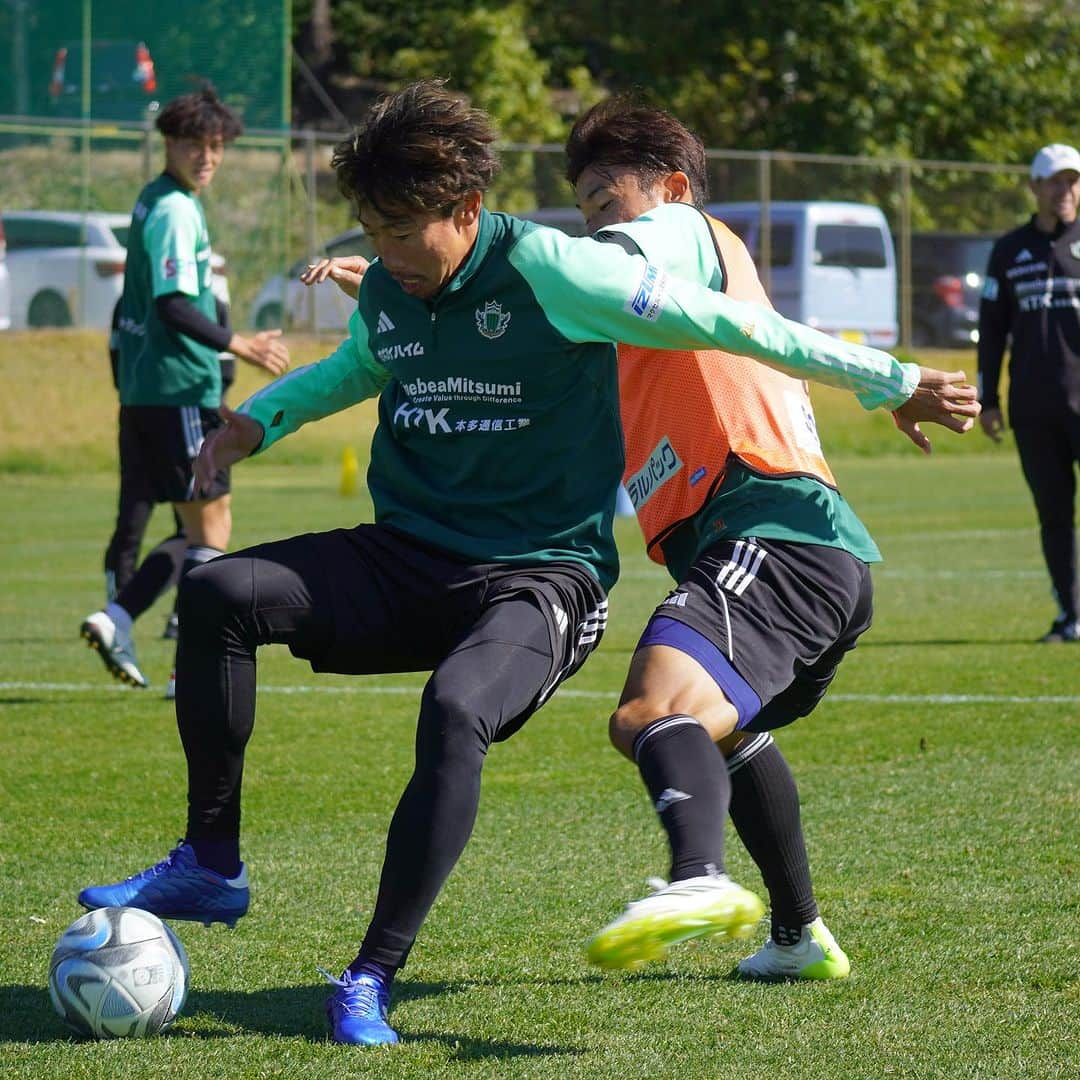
[347,957,396,988]
[187,836,241,879]
[115,533,188,620]
[633,715,730,881]
[727,733,817,940]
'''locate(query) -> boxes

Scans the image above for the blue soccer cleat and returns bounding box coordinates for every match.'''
[77,841,249,927]
[321,968,399,1046]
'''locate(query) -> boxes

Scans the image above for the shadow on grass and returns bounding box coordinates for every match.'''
[0,696,137,708]
[390,1029,586,1062]
[0,979,600,1058]
[0,985,81,1044]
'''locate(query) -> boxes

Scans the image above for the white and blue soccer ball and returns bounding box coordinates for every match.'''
[48,906,189,1039]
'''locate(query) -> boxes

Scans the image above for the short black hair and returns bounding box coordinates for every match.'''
[565,95,708,208]
[332,79,501,219]
[156,87,243,142]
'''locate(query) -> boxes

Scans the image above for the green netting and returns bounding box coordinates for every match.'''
[1,0,288,128]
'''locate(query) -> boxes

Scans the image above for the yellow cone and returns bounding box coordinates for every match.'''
[340,446,359,496]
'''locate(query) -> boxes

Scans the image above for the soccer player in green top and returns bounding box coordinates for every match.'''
[76,80,978,1047]
[80,87,290,693]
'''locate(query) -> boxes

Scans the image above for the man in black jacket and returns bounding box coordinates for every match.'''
[978,143,1080,642]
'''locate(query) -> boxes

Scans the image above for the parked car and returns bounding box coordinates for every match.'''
[250,226,376,333]
[0,214,11,330]
[705,201,899,348]
[908,231,995,347]
[2,210,228,329]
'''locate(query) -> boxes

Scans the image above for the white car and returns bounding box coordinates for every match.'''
[1,209,229,329]
[0,214,11,330]
[249,225,375,333]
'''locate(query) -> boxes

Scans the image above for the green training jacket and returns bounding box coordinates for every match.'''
[239,206,917,591]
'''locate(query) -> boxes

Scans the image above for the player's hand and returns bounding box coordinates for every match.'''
[244,330,290,376]
[979,406,1005,443]
[299,256,369,300]
[193,404,264,496]
[891,367,981,454]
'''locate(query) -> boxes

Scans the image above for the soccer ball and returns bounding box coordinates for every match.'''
[48,906,189,1039]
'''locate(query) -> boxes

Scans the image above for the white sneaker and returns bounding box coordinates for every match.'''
[80,611,147,688]
[586,874,764,970]
[164,670,176,700]
[736,917,850,981]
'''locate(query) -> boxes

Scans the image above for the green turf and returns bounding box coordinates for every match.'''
[0,362,1076,1077]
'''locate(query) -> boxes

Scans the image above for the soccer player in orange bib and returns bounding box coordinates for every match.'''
[568,97,978,978]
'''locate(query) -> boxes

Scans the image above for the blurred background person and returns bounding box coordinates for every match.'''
[978,143,1080,643]
[81,86,289,693]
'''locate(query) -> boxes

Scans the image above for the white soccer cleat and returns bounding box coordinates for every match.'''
[736,917,850,981]
[164,670,176,701]
[80,610,147,688]
[587,874,764,970]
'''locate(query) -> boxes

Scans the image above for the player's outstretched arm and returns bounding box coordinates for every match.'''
[193,404,264,495]
[300,256,369,300]
[891,367,981,453]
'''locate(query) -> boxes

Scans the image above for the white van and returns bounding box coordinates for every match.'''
[705,201,898,348]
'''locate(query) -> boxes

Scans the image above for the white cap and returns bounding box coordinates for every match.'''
[1029,143,1080,180]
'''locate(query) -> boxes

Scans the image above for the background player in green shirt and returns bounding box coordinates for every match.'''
[80,87,290,693]
[76,80,979,1048]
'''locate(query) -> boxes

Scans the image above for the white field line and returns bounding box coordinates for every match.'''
[1,681,1078,706]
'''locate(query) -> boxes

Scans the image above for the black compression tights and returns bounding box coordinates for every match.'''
[356,598,554,969]
[175,551,555,971]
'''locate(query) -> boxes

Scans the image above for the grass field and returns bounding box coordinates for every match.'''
[0,333,1075,1078]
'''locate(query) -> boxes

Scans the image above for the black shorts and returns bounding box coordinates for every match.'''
[291,524,609,734]
[636,537,873,732]
[118,404,229,504]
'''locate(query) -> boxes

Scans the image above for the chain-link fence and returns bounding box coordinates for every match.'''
[0,116,1033,344]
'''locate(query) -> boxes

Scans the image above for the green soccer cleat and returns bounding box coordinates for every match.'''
[735,917,850,981]
[587,874,765,971]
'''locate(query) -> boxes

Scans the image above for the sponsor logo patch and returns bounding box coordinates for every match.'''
[377,341,425,363]
[624,263,668,321]
[401,375,520,399]
[627,436,683,509]
[784,390,824,455]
